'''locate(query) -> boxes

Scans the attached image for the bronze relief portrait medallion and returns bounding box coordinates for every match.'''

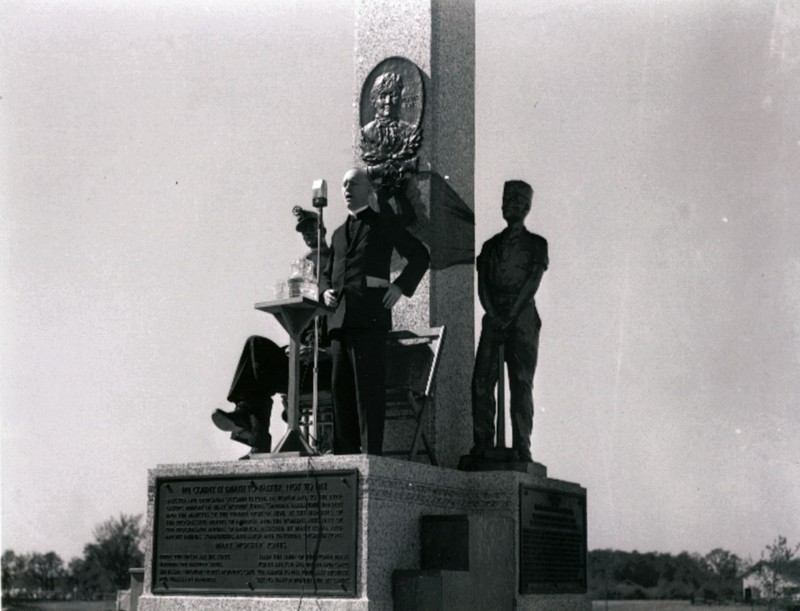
[359,56,425,167]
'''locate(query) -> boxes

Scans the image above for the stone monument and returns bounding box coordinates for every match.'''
[134,2,591,610]
[353,0,477,470]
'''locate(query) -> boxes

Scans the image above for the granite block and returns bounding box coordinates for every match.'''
[430,264,475,467]
[462,513,516,610]
[354,0,476,470]
[391,271,431,332]
[130,568,144,611]
[381,419,435,464]
[393,569,444,611]
[392,569,477,611]
[137,456,588,611]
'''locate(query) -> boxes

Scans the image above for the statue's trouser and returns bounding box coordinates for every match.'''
[471,302,540,458]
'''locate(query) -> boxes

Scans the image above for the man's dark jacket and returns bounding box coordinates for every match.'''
[320,207,429,330]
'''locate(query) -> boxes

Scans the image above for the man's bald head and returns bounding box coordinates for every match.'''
[342,167,374,212]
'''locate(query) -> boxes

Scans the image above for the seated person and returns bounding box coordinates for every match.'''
[212,207,330,455]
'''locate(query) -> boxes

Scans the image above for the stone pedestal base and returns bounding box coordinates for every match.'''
[458,450,548,477]
[138,456,589,611]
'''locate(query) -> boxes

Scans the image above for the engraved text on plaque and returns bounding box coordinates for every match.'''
[519,485,587,594]
[152,471,358,597]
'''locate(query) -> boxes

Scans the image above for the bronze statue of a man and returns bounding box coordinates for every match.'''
[471,180,548,462]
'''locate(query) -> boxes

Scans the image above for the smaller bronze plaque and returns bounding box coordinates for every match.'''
[152,470,358,597]
[519,485,587,595]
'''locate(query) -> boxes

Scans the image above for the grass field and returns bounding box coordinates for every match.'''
[592,602,748,611]
[2,602,113,611]
[2,600,756,611]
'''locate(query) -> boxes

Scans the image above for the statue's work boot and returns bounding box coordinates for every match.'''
[469,444,488,459]
[515,447,533,463]
[211,402,252,434]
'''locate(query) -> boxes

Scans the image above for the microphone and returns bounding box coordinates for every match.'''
[312,179,327,208]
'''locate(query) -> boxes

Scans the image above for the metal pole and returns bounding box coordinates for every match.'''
[311,205,323,448]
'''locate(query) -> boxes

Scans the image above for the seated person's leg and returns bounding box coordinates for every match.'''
[213,336,289,452]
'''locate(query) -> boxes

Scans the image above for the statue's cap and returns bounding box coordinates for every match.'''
[503,180,533,198]
[292,206,322,232]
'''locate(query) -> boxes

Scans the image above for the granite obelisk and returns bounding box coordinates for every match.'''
[353,0,476,468]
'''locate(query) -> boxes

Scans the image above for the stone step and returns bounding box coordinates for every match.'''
[393,569,473,611]
[392,512,517,610]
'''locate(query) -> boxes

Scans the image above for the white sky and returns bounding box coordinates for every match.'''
[2,0,799,565]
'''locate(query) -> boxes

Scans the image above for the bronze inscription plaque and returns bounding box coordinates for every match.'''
[152,470,358,597]
[519,485,587,595]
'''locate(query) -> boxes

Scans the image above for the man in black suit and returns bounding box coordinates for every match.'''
[320,167,429,455]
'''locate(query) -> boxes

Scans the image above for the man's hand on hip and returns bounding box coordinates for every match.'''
[382,283,403,308]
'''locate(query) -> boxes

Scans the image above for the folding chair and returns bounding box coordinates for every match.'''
[384,326,446,465]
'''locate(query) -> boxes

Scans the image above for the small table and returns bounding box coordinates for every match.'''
[254,296,333,455]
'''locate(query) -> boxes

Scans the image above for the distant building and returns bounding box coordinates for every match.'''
[742,561,800,602]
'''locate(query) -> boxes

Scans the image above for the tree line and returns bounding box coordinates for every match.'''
[589,547,742,602]
[2,513,144,601]
[589,536,800,606]
[4,513,798,606]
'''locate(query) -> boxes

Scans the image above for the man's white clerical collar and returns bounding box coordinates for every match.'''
[348,205,369,218]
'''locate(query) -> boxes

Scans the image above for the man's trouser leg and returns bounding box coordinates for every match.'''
[224,336,288,451]
[248,397,273,453]
[506,305,540,461]
[330,329,387,456]
[471,316,502,452]
[351,330,387,456]
[330,333,361,454]
[227,335,288,404]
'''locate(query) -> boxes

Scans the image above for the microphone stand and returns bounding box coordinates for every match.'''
[311,207,323,452]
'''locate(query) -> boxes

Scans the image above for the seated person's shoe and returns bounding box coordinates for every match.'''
[212,403,252,433]
[230,428,255,446]
[237,443,271,460]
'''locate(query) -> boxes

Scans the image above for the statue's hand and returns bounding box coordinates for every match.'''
[489,315,511,333]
